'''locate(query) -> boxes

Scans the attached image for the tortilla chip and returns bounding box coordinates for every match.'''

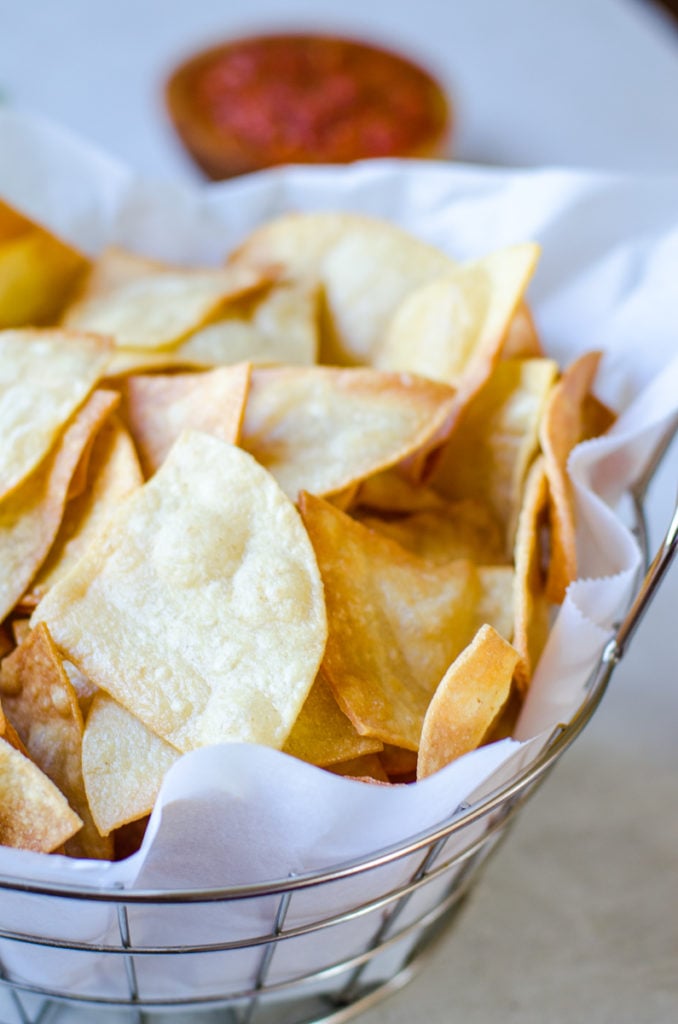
[118,364,250,477]
[501,303,543,359]
[374,244,539,387]
[113,815,150,861]
[299,492,484,751]
[283,672,383,767]
[241,366,456,500]
[34,432,327,753]
[31,417,144,598]
[539,351,606,602]
[328,754,390,783]
[0,199,32,242]
[354,470,448,515]
[0,623,13,659]
[178,281,319,367]
[512,456,551,693]
[105,281,319,374]
[82,693,180,836]
[0,622,112,858]
[0,329,112,499]
[355,501,507,566]
[0,389,119,621]
[0,200,88,326]
[431,358,558,555]
[63,261,272,351]
[0,228,89,329]
[417,625,520,779]
[0,735,82,852]
[319,220,457,365]
[477,566,515,643]
[64,660,99,720]
[379,744,418,780]
[70,246,169,301]
[228,212,455,365]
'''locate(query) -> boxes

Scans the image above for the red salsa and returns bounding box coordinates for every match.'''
[166,34,451,178]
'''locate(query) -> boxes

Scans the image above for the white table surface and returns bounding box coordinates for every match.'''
[1,2,677,1023]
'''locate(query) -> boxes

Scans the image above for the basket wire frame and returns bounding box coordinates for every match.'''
[1,424,676,1024]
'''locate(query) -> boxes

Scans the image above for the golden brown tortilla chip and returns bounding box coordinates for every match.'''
[283,672,383,767]
[0,201,89,328]
[539,351,608,602]
[118,364,250,476]
[0,622,112,859]
[512,456,551,693]
[355,502,507,566]
[0,389,119,621]
[299,492,484,751]
[431,358,558,555]
[417,625,520,779]
[31,417,143,599]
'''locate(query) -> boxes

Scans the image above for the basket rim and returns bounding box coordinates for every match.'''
[0,645,617,904]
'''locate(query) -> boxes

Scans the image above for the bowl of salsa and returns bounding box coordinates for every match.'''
[166,32,452,178]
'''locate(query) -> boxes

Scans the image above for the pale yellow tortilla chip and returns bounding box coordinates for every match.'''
[283,672,383,767]
[417,625,520,779]
[299,492,486,751]
[118,364,250,477]
[228,212,456,365]
[82,693,180,836]
[104,281,319,374]
[63,261,272,351]
[477,566,516,643]
[0,735,82,852]
[431,358,558,555]
[0,623,112,858]
[178,280,319,367]
[319,221,457,365]
[0,389,119,621]
[512,456,551,693]
[228,211,353,281]
[31,417,144,598]
[241,366,456,501]
[69,246,169,301]
[34,432,327,753]
[0,328,112,498]
[374,244,539,388]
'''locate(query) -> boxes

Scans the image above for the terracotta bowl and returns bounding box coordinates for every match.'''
[166,33,452,179]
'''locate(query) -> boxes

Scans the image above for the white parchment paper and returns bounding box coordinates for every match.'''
[0,111,676,1005]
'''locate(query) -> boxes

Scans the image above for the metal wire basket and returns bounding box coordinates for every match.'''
[0,433,676,1024]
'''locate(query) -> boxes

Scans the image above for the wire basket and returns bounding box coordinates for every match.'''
[0,435,676,1024]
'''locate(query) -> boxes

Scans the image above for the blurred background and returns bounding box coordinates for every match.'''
[2,0,678,178]
[1,2,678,1023]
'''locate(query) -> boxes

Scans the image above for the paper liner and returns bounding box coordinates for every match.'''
[0,111,677,1006]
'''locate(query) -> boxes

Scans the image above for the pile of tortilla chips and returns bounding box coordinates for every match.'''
[0,201,614,859]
